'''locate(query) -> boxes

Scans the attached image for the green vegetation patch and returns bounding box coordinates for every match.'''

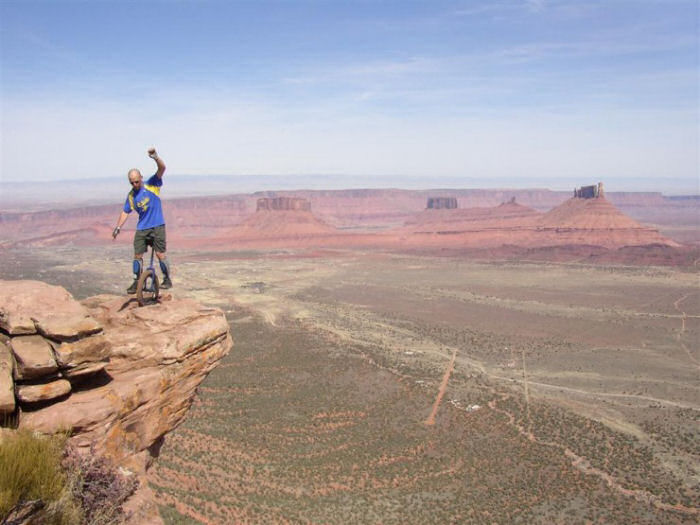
[0,429,78,523]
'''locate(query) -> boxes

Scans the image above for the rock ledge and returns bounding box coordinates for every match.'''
[0,280,233,524]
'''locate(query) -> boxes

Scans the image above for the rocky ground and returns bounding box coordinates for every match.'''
[1,245,698,523]
[0,262,232,524]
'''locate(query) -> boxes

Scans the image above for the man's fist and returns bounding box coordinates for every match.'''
[148,147,158,160]
[112,226,120,239]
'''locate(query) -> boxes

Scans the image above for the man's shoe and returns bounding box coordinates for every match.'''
[161,277,172,290]
[126,279,138,294]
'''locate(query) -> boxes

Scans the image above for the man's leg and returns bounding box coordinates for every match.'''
[127,254,144,293]
[156,252,172,289]
[154,225,171,289]
[128,229,147,294]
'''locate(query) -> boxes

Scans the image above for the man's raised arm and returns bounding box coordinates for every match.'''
[148,147,166,179]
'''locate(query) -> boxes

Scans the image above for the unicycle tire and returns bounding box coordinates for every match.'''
[136,268,160,306]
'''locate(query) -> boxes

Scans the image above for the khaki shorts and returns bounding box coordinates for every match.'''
[134,225,166,255]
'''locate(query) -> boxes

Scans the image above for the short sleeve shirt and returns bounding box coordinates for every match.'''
[123,174,165,230]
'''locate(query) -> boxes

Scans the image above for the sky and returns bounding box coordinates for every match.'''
[1,0,698,194]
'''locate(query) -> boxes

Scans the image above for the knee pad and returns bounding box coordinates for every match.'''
[159,258,170,278]
[132,259,142,277]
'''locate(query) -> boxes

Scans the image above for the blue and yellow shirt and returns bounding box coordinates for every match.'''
[123,174,165,230]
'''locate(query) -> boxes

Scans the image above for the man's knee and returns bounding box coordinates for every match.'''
[155,252,166,260]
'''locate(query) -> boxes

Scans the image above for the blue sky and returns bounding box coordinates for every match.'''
[1,0,698,193]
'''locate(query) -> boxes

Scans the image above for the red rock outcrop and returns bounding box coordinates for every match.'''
[0,280,233,524]
[401,200,542,234]
[256,196,311,212]
[426,197,458,210]
[573,182,604,199]
[396,196,676,250]
[535,196,678,248]
[539,195,642,229]
[226,197,338,239]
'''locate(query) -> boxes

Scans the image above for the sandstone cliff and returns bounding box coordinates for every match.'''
[0,280,232,524]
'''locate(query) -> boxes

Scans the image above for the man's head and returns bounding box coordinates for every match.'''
[128,169,143,191]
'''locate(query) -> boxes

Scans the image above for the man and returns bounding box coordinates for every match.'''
[112,147,172,293]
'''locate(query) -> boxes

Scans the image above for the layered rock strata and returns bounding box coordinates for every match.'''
[402,200,541,233]
[230,196,337,238]
[0,281,108,410]
[398,196,676,249]
[2,188,694,249]
[535,196,678,248]
[0,280,233,524]
[256,196,311,211]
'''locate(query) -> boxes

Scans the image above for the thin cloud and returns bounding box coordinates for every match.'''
[526,0,546,12]
[453,1,545,17]
[453,3,515,17]
[495,33,696,63]
[282,56,439,85]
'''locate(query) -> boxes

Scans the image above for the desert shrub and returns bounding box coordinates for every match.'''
[0,429,81,524]
[1,430,139,525]
[62,444,139,525]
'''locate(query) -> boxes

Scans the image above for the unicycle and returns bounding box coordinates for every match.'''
[137,243,160,306]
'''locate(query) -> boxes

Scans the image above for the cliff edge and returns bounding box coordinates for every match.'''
[0,280,233,523]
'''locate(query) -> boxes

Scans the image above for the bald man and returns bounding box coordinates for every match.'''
[112,148,172,293]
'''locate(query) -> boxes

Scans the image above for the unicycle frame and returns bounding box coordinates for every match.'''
[136,243,160,306]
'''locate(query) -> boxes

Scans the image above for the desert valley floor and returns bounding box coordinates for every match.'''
[1,245,697,523]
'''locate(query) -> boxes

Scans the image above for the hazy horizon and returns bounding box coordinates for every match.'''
[0,173,697,210]
[2,172,699,193]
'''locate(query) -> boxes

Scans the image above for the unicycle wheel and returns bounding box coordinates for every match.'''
[136,268,160,306]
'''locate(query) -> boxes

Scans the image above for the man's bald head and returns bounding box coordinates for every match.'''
[128,169,143,190]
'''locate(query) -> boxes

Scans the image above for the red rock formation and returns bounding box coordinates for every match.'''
[426,197,458,210]
[228,197,337,239]
[0,280,232,524]
[535,196,678,248]
[402,200,541,233]
[539,196,642,229]
[0,188,694,251]
[395,196,677,250]
[573,182,604,199]
[256,196,311,211]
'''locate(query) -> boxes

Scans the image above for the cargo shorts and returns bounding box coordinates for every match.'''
[134,225,166,254]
